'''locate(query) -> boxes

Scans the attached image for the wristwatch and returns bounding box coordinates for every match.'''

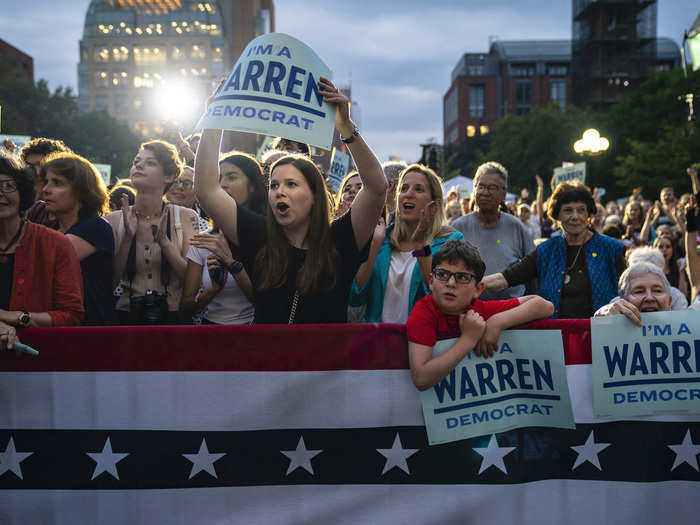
[18,311,31,328]
[411,245,431,258]
[228,260,244,274]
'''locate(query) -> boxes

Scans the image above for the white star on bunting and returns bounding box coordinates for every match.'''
[473,434,516,475]
[0,436,33,480]
[183,438,226,479]
[281,436,322,475]
[87,437,129,480]
[571,430,611,471]
[667,429,700,472]
[376,433,419,475]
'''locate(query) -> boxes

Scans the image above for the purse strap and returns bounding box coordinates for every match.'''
[287,290,300,324]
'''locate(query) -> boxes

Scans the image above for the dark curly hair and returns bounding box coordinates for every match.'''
[548,181,597,221]
[19,137,72,168]
[0,151,36,215]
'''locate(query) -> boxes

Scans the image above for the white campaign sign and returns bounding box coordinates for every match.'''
[196,33,335,150]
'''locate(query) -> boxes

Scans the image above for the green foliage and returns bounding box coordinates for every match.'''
[483,104,604,197]
[608,68,700,199]
[0,56,140,181]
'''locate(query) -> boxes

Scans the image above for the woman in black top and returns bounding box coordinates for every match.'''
[195,78,387,323]
[41,153,116,325]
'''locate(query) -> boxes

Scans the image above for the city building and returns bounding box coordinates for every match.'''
[572,0,678,110]
[0,39,34,84]
[77,0,274,138]
[443,40,573,145]
[444,0,681,145]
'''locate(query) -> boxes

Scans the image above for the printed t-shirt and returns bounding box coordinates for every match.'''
[406,294,520,347]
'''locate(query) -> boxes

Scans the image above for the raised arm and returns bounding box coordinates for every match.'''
[684,197,700,301]
[535,174,544,222]
[194,129,240,245]
[318,78,387,250]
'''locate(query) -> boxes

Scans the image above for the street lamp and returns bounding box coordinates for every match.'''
[573,128,609,155]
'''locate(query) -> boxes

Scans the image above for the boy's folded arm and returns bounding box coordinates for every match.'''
[476,296,555,357]
[408,336,478,391]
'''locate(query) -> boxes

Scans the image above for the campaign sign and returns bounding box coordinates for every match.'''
[553,162,586,186]
[592,310,700,417]
[93,163,112,186]
[326,147,350,192]
[196,33,334,150]
[420,330,575,445]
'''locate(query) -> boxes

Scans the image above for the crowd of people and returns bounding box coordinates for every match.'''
[1,77,699,356]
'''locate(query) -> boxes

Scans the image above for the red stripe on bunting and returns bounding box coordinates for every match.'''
[0,319,591,372]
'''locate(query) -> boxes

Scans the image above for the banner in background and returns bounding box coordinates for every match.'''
[553,162,586,186]
[592,310,700,417]
[420,330,575,445]
[196,33,334,150]
[326,147,350,192]
[93,163,112,187]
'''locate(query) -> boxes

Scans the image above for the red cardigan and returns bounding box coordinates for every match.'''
[9,222,84,326]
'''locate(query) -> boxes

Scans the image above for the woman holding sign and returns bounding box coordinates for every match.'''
[195,78,387,323]
[483,181,626,318]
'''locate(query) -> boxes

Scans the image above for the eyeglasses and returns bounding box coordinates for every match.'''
[475,184,502,194]
[0,180,18,194]
[432,267,477,284]
[172,180,193,189]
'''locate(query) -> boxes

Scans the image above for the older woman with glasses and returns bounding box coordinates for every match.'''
[0,152,84,351]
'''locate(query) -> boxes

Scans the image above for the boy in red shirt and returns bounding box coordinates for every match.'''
[407,239,553,391]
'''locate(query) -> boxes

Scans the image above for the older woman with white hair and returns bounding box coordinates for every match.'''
[594,262,674,326]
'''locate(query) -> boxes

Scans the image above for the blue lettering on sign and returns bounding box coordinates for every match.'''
[242,60,265,91]
[630,343,649,375]
[443,403,557,428]
[206,104,314,129]
[679,323,691,335]
[286,65,305,100]
[613,388,700,403]
[287,115,300,127]
[263,61,286,95]
[500,342,513,353]
[603,339,700,378]
[278,46,291,58]
[650,342,670,374]
[671,341,693,373]
[258,109,271,120]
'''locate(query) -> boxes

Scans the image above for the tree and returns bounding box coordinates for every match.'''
[482,104,605,196]
[0,56,140,181]
[608,68,700,199]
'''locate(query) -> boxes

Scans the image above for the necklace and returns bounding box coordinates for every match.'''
[0,220,25,264]
[135,202,165,221]
[563,242,585,285]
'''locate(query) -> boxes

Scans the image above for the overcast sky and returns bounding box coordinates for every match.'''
[1,0,693,162]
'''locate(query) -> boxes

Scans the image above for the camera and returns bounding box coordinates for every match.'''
[129,289,168,324]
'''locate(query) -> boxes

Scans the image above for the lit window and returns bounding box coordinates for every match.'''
[479,125,489,135]
[466,125,476,137]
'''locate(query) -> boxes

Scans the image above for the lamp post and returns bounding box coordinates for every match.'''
[573,128,609,156]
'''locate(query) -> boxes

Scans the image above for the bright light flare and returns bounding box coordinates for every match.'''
[152,80,201,122]
[574,128,609,154]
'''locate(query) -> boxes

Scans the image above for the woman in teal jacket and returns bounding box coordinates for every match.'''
[350,164,462,323]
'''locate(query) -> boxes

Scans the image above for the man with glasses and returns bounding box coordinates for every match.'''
[451,162,533,300]
[406,239,553,390]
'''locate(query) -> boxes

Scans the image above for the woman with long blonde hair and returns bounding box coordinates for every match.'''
[350,164,462,323]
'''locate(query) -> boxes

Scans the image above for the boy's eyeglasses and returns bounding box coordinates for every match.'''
[172,180,193,189]
[0,180,18,194]
[432,268,477,284]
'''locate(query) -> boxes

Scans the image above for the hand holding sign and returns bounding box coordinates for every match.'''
[317,77,353,138]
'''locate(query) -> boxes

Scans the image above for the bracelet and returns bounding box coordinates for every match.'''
[341,124,359,144]
[411,245,431,258]
[228,260,244,274]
